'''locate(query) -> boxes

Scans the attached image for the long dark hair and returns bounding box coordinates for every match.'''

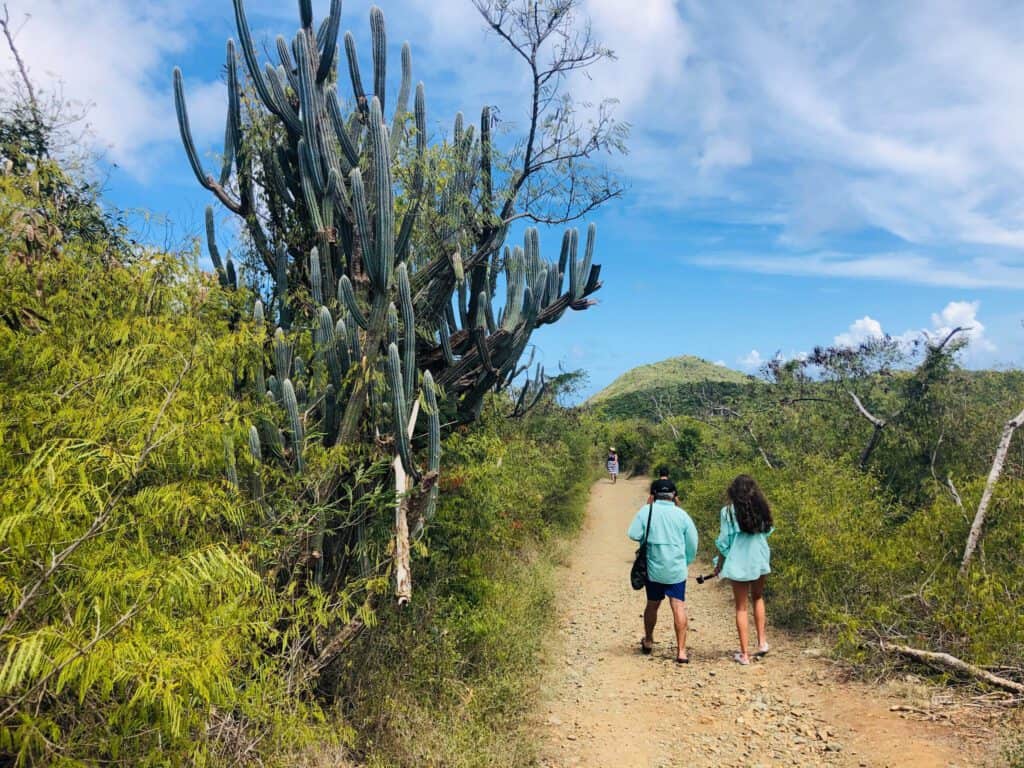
[727,474,773,534]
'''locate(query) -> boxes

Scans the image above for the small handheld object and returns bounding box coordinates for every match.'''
[695,572,716,585]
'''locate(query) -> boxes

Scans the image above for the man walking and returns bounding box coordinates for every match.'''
[628,470,698,663]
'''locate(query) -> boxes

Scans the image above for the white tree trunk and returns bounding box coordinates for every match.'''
[880,641,1024,694]
[394,399,420,605]
[960,406,1024,575]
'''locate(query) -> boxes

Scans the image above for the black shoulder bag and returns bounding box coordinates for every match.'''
[630,503,655,590]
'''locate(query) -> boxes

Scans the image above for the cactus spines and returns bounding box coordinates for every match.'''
[282,378,304,471]
[338,275,367,329]
[386,342,414,476]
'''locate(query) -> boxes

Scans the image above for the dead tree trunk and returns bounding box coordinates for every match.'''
[960,406,1024,576]
[849,391,886,470]
[880,641,1024,694]
[393,399,420,605]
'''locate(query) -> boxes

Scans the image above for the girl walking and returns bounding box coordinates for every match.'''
[713,474,773,665]
[606,448,619,484]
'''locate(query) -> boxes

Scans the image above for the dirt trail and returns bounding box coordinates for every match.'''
[536,476,984,768]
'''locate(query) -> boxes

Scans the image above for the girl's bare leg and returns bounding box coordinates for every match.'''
[731,580,750,659]
[751,575,767,650]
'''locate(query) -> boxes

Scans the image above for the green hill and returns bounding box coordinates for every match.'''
[589,356,755,419]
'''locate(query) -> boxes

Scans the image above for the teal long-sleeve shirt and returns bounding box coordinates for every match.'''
[714,505,772,582]
[627,501,699,584]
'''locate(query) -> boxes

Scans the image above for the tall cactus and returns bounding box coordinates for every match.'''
[175,0,605,607]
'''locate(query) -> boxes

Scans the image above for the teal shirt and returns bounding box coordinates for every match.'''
[628,501,699,584]
[714,505,772,582]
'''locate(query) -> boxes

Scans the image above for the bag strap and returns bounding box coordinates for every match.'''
[641,502,654,547]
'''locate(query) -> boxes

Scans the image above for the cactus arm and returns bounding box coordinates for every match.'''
[282,378,305,472]
[264,64,303,133]
[317,306,343,389]
[390,43,412,151]
[273,327,292,382]
[204,206,228,286]
[369,98,395,293]
[298,0,313,29]
[370,6,387,111]
[295,33,325,187]
[386,343,416,476]
[326,90,360,169]
[344,32,367,115]
[337,275,368,329]
[438,315,456,365]
[387,302,399,348]
[275,35,300,93]
[396,263,416,402]
[309,247,324,306]
[173,68,243,214]
[230,0,284,121]
[316,0,342,83]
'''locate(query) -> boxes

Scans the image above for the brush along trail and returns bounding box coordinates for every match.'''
[535,476,988,768]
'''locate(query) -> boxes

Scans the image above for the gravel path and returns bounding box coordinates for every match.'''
[536,476,981,768]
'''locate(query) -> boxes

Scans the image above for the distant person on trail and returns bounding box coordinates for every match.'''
[647,467,677,504]
[713,474,774,666]
[628,471,699,663]
[606,448,619,483]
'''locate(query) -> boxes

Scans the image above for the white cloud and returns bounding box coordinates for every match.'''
[834,316,884,348]
[0,0,226,178]
[830,301,996,360]
[928,300,996,354]
[739,349,763,371]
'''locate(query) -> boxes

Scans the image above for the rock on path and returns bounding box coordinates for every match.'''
[535,476,981,768]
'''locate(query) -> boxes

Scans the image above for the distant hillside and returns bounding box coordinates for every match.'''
[590,356,756,419]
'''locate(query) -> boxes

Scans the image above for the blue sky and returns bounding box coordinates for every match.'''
[6,0,1024,397]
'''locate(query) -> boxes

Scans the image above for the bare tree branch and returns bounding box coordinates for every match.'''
[879,640,1024,694]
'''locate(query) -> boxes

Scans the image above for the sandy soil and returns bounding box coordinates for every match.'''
[535,476,991,768]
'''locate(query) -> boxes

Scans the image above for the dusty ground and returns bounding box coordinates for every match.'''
[535,476,995,768]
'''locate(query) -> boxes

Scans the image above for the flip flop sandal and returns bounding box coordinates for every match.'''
[733,652,750,666]
[675,657,690,664]
[754,643,770,658]
[640,640,653,655]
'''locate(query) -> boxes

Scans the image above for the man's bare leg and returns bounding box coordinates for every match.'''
[669,597,688,660]
[642,599,660,651]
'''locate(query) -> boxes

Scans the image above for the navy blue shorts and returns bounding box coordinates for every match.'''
[645,579,686,602]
